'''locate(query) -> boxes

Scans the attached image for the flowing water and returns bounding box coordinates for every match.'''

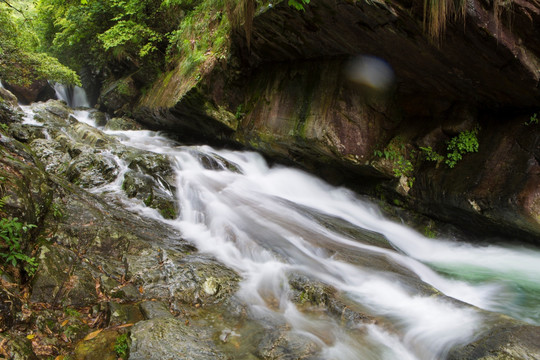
[21,102,540,359]
[53,83,90,108]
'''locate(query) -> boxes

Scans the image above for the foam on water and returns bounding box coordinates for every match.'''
[52,109,540,359]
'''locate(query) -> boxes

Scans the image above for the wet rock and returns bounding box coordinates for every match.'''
[139,300,173,319]
[449,321,540,360]
[0,135,54,228]
[31,244,98,307]
[66,151,119,188]
[72,329,121,360]
[67,122,112,148]
[256,329,323,360]
[0,87,19,108]
[129,317,226,360]
[125,151,173,178]
[8,123,46,143]
[126,251,239,309]
[441,103,478,136]
[105,116,143,131]
[30,138,71,175]
[0,97,22,125]
[31,100,72,128]
[89,110,108,127]
[107,302,144,326]
[122,171,177,219]
[289,274,374,329]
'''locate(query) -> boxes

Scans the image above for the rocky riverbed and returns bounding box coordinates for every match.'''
[1,95,539,359]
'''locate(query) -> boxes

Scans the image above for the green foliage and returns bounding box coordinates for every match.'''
[525,113,538,126]
[64,307,82,317]
[374,138,414,179]
[36,0,185,78]
[0,1,79,86]
[0,123,9,132]
[51,202,63,219]
[423,224,436,238]
[420,146,444,162]
[288,0,310,10]
[167,0,232,77]
[235,104,245,119]
[445,128,479,168]
[0,196,38,275]
[114,333,130,358]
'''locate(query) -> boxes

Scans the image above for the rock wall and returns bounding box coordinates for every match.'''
[133,0,540,243]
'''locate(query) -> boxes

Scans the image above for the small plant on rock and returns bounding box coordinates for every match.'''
[445,128,480,168]
[420,146,444,163]
[114,333,131,359]
[525,113,538,126]
[0,195,38,275]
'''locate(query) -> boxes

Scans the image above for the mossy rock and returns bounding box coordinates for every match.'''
[8,123,46,143]
[31,244,99,307]
[122,171,178,219]
[105,116,143,131]
[66,152,119,188]
[98,76,139,116]
[107,302,144,327]
[72,329,122,360]
[89,111,108,127]
[449,321,540,360]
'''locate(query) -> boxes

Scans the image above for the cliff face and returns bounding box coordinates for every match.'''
[133,0,540,242]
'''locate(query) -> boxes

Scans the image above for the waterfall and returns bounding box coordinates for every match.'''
[53,83,90,108]
[21,107,540,359]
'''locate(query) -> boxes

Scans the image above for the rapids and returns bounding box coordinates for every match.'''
[21,101,540,360]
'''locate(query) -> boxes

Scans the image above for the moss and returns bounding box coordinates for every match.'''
[159,206,176,220]
[143,194,153,207]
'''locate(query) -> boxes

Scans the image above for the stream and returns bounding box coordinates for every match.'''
[21,90,540,359]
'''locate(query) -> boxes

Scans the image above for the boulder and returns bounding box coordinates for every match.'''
[72,329,122,360]
[104,116,143,131]
[449,321,540,360]
[129,317,226,360]
[4,79,56,105]
[0,87,19,108]
[98,76,139,117]
[31,245,98,307]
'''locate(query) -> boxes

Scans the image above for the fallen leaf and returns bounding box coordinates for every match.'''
[83,329,102,341]
[138,286,144,294]
[26,334,35,340]
[116,323,134,329]
[61,319,69,327]
[55,356,65,360]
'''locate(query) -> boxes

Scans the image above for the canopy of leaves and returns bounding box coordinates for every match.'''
[0,0,80,86]
[35,0,311,83]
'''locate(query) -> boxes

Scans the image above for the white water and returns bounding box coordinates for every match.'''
[21,105,540,359]
[53,83,90,108]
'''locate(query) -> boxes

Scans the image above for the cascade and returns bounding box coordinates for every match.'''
[53,82,90,108]
[19,101,540,359]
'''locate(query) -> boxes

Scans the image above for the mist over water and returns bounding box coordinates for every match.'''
[22,107,540,359]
